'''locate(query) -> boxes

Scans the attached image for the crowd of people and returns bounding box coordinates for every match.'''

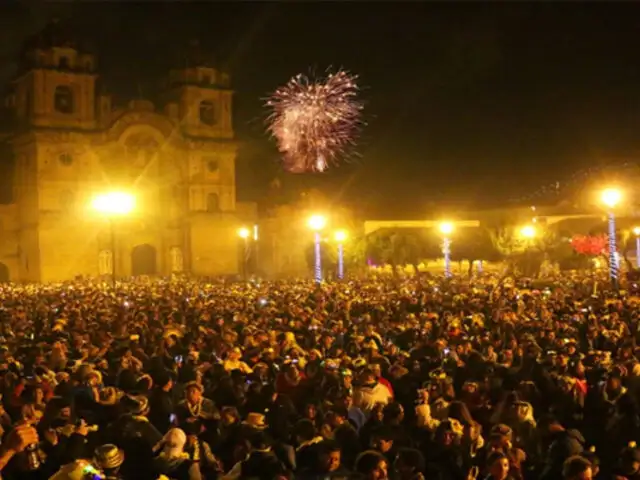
[0,274,637,480]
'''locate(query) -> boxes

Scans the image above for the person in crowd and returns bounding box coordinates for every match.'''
[0,273,636,480]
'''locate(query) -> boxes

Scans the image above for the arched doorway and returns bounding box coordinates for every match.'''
[131,244,157,276]
[0,263,9,283]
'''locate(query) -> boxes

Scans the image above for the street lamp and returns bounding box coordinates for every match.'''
[91,192,136,287]
[238,227,251,279]
[308,215,327,284]
[600,187,622,288]
[633,226,640,269]
[520,225,537,240]
[334,230,348,280]
[439,222,454,278]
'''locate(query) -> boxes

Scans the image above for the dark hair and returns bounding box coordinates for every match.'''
[294,419,317,442]
[563,455,591,479]
[486,451,508,468]
[396,448,425,473]
[319,440,341,455]
[355,450,386,475]
[447,401,474,426]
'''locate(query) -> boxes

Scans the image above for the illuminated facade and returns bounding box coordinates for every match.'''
[0,27,253,282]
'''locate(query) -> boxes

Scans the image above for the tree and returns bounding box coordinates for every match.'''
[362,229,435,276]
[450,228,500,277]
[489,227,546,278]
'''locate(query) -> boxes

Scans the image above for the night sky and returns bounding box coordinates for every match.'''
[2,2,640,218]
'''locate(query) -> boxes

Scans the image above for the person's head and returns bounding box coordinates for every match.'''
[486,451,510,480]
[355,450,388,480]
[361,369,377,385]
[370,426,394,453]
[185,382,203,404]
[393,448,425,477]
[563,455,593,480]
[94,444,124,474]
[221,406,239,426]
[382,402,404,424]
[303,403,317,419]
[606,374,622,393]
[618,442,640,477]
[294,419,317,445]
[160,428,187,459]
[318,441,341,472]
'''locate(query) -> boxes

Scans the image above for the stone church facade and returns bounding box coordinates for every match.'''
[0,28,253,282]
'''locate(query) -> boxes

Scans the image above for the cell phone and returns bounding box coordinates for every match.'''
[175,355,183,364]
[443,348,450,356]
[169,414,176,424]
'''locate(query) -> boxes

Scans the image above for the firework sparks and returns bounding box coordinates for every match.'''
[266,70,363,173]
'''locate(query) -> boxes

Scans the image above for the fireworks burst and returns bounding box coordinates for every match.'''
[266,70,363,173]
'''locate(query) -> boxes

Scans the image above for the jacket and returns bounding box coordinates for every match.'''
[353,382,392,414]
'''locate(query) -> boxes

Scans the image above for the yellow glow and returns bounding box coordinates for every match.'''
[238,227,250,239]
[601,188,622,209]
[334,230,348,242]
[520,225,537,239]
[633,227,640,236]
[439,222,454,235]
[308,214,327,231]
[91,192,135,216]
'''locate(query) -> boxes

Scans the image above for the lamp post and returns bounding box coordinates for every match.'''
[238,227,250,279]
[334,230,347,280]
[91,192,135,288]
[633,227,640,269]
[439,222,454,278]
[308,215,327,284]
[601,188,622,289]
[520,224,537,241]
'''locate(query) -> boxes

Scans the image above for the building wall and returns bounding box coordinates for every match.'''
[0,42,255,282]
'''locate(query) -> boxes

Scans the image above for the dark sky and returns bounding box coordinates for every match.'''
[2,1,640,218]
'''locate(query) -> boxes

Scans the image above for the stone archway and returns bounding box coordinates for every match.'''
[0,263,9,283]
[131,244,157,276]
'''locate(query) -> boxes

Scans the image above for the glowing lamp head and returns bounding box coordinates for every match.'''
[520,225,537,239]
[308,214,327,231]
[238,227,250,239]
[91,192,135,216]
[601,188,622,209]
[439,222,454,236]
[334,230,347,243]
[633,227,640,236]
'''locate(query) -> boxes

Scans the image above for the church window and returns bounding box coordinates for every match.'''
[206,157,219,172]
[59,153,73,166]
[206,193,220,212]
[59,56,70,69]
[199,100,216,126]
[54,86,74,114]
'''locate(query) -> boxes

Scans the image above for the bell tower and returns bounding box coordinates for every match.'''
[163,41,233,140]
[11,20,97,130]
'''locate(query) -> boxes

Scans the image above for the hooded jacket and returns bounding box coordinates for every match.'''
[353,381,392,415]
